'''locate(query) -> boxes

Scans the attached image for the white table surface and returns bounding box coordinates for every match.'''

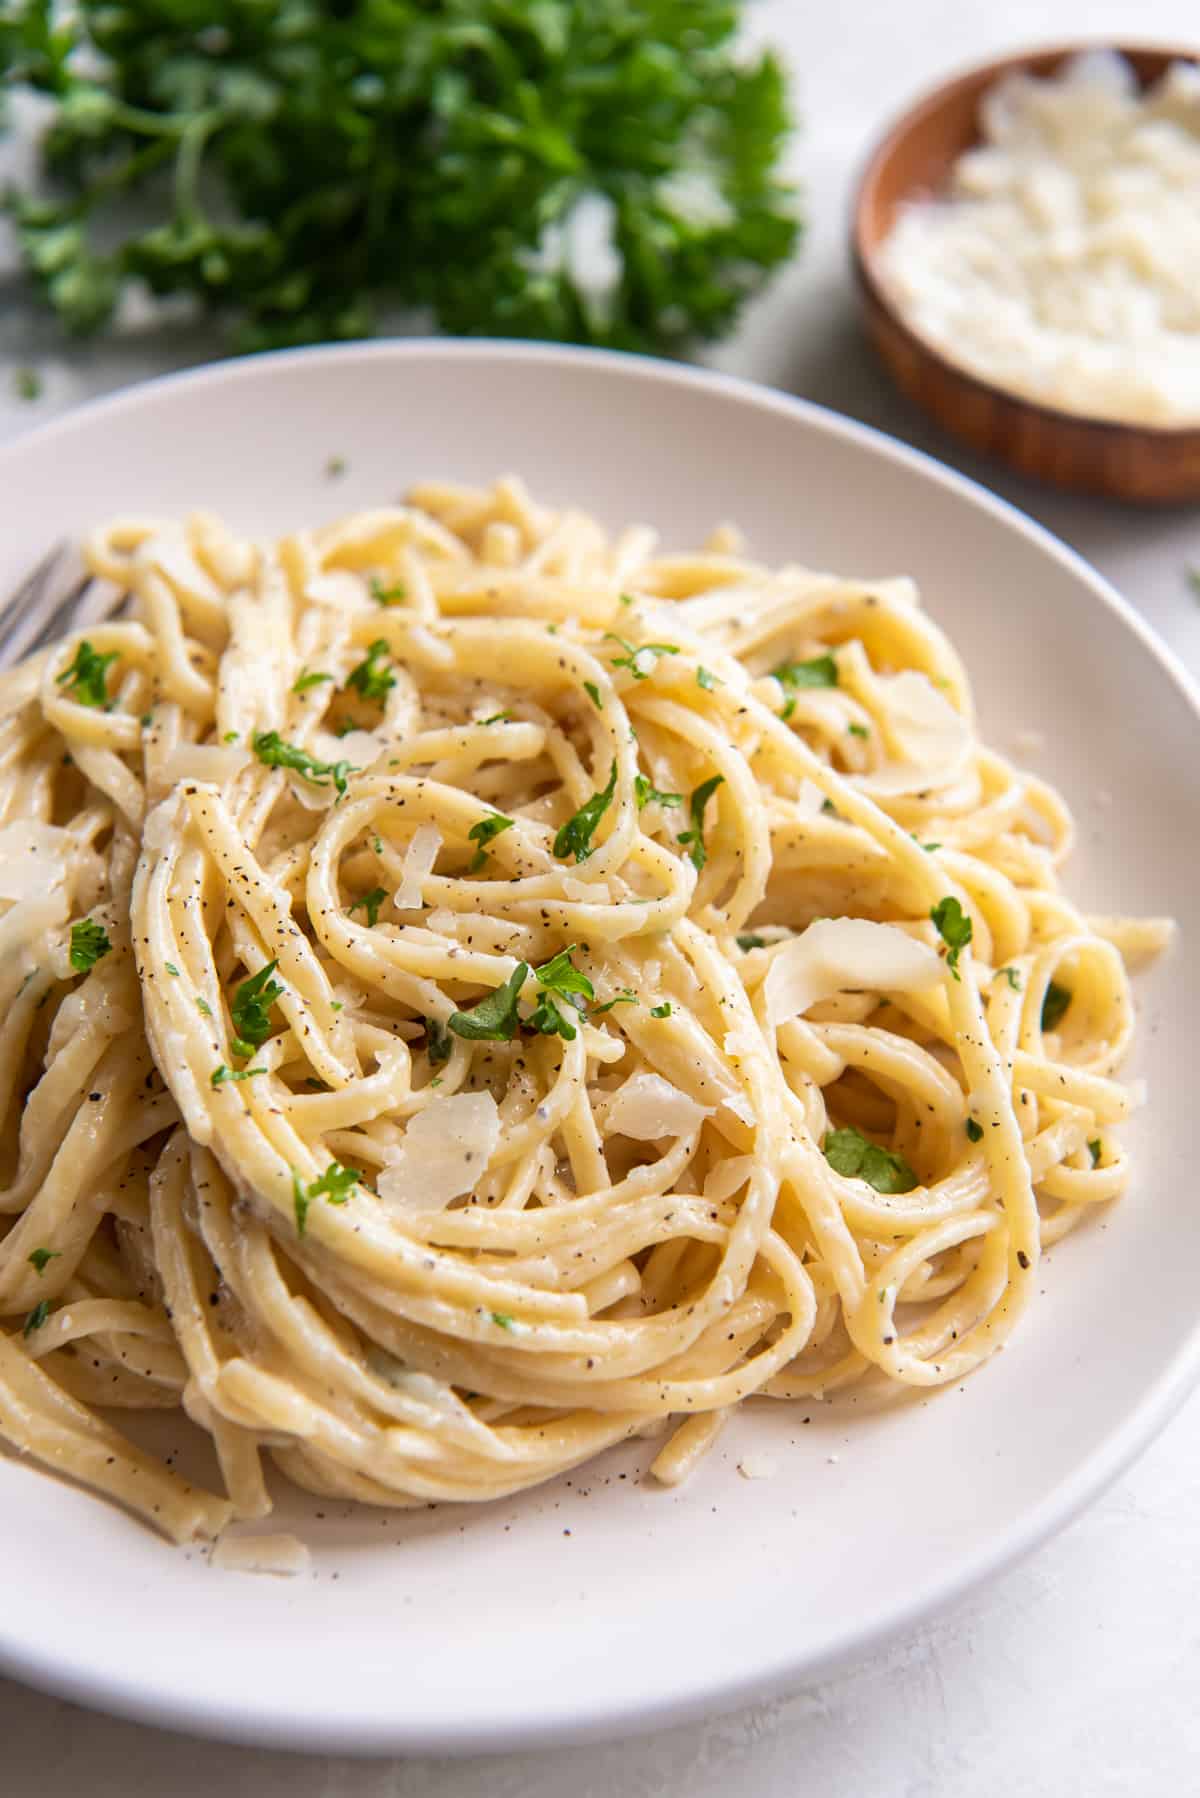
[3,1,1199,1790]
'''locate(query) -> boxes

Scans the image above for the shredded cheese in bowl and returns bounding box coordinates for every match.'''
[879,50,1200,426]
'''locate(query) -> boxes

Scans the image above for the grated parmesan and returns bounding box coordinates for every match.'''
[879,51,1200,425]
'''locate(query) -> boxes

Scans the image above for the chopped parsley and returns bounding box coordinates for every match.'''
[370,576,406,607]
[677,773,724,872]
[583,680,603,710]
[23,1300,50,1337]
[1041,981,1072,1031]
[696,666,719,691]
[211,1063,266,1087]
[230,959,284,1055]
[491,1312,515,1331]
[468,811,515,873]
[252,731,356,797]
[604,633,679,679]
[966,1117,983,1143]
[346,638,395,704]
[650,1001,673,1018]
[823,1125,917,1194]
[773,652,837,720]
[350,887,388,928]
[56,639,118,709]
[69,918,111,972]
[527,945,594,1040]
[554,759,618,863]
[28,1248,58,1275]
[480,710,513,725]
[165,963,181,976]
[820,798,837,816]
[326,456,347,479]
[998,966,1022,992]
[14,365,41,401]
[293,1161,359,1236]
[847,722,869,740]
[1088,1138,1102,1166]
[737,934,767,951]
[293,669,333,694]
[196,996,212,1017]
[634,775,682,810]
[449,962,528,1042]
[592,991,637,1014]
[426,1017,453,1066]
[930,895,972,979]
[222,730,240,743]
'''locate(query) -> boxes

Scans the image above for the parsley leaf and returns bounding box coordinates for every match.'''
[847,722,869,739]
[350,887,388,928]
[491,1312,516,1331]
[534,946,594,1004]
[346,638,395,704]
[370,577,406,607]
[650,1001,673,1018]
[468,811,515,873]
[69,918,111,972]
[480,710,513,725]
[165,963,180,976]
[604,633,679,679]
[696,666,719,691]
[634,775,683,810]
[1088,1138,1102,1166]
[293,1162,358,1236]
[823,1126,917,1194]
[56,640,118,709]
[28,1248,59,1275]
[211,1063,266,1087]
[592,991,637,1014]
[1041,981,1072,1032]
[737,934,766,951]
[293,669,333,694]
[526,945,594,1040]
[677,773,724,871]
[966,1117,983,1143]
[997,966,1022,991]
[426,1017,453,1066]
[230,959,284,1055]
[196,996,212,1017]
[930,896,972,979]
[583,680,603,710]
[23,1300,50,1337]
[774,654,838,691]
[252,731,357,797]
[554,760,618,863]
[449,963,529,1042]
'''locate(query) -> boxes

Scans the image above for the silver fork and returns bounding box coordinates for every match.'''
[0,545,125,671]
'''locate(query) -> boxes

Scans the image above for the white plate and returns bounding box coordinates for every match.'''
[1,341,1197,1756]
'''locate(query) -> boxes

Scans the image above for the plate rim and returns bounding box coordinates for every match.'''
[1,336,1198,1756]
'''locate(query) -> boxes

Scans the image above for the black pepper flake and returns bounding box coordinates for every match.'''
[1017,1250,1030,1269]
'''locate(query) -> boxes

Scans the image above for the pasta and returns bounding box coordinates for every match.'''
[0,476,1169,1544]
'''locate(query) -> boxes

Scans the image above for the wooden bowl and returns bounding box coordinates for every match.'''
[853,44,1200,503]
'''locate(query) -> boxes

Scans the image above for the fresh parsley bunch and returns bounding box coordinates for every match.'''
[0,0,799,352]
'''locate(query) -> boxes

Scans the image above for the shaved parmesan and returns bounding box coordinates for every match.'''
[604,1072,712,1140]
[378,1091,500,1212]
[157,744,249,788]
[314,728,382,770]
[796,779,825,819]
[0,821,71,901]
[857,672,971,796]
[395,824,441,911]
[212,1533,311,1577]
[765,918,944,1028]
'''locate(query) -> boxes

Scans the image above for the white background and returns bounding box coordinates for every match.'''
[2,0,1199,1790]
